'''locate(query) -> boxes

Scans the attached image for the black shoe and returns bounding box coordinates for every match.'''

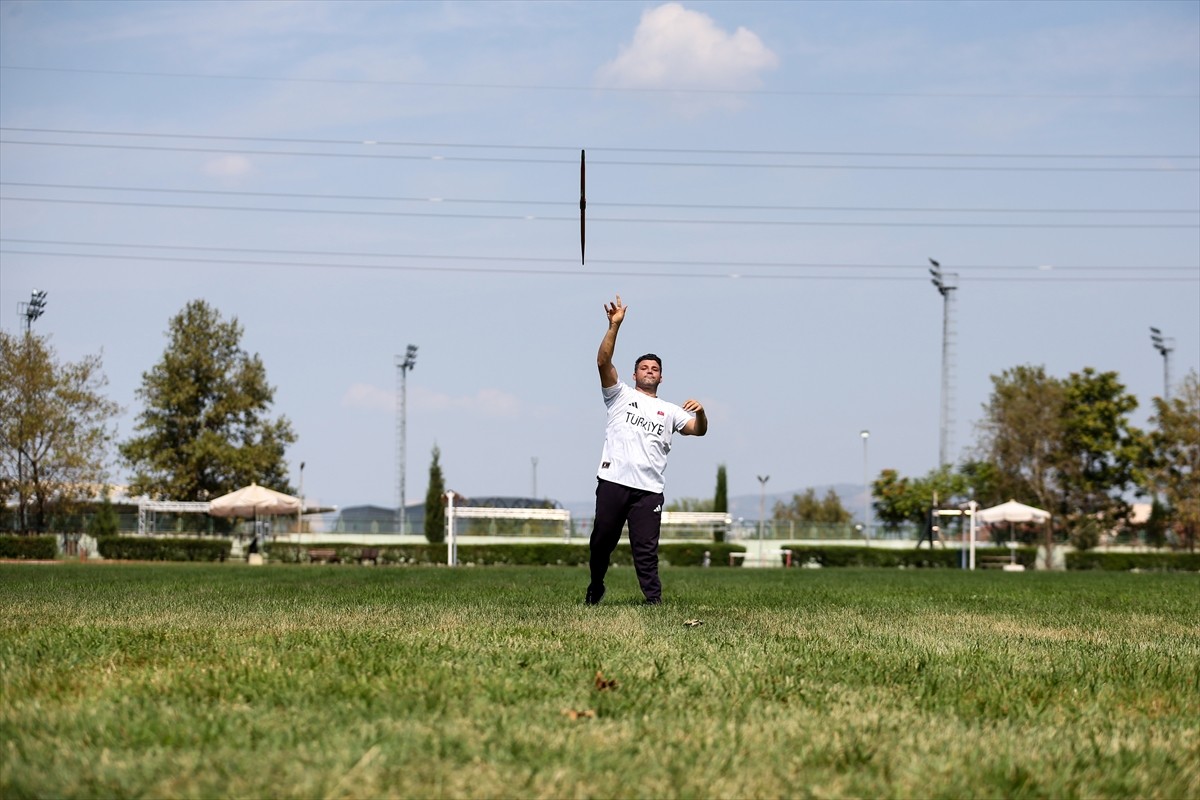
[585,584,606,605]
[643,597,662,606]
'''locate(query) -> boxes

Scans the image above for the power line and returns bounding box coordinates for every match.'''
[4,64,1195,101]
[5,238,1194,272]
[4,127,1195,161]
[3,248,1195,283]
[5,195,1195,229]
[4,138,1197,173]
[5,182,1195,216]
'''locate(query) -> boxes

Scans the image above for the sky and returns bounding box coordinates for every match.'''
[1,0,1197,517]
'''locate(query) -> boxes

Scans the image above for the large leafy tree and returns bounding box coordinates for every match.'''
[0,331,120,533]
[1143,369,1200,551]
[120,300,295,500]
[1055,368,1143,525]
[974,364,1066,512]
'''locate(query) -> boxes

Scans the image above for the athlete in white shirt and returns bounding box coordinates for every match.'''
[586,294,708,605]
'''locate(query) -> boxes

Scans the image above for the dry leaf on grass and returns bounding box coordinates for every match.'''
[594,670,618,691]
[684,619,704,627]
[562,708,597,720]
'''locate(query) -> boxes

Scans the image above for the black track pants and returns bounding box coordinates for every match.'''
[589,479,664,602]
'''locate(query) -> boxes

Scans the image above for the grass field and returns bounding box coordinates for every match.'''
[2,563,1197,799]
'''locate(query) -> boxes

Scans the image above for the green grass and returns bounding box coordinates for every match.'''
[1,564,1197,799]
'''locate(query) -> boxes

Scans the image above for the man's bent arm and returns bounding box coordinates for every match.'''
[681,401,708,436]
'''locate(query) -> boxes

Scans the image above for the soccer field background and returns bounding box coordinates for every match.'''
[1,564,1196,799]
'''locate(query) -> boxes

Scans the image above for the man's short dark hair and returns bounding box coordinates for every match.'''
[635,353,662,370]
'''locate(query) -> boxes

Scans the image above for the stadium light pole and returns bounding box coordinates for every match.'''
[861,430,870,544]
[395,345,418,534]
[531,456,538,499]
[1149,327,1175,401]
[19,289,47,334]
[757,475,770,547]
[928,259,958,468]
[16,290,47,533]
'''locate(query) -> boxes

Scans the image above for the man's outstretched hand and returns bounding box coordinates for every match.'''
[605,295,627,326]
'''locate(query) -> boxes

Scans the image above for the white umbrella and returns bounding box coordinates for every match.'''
[209,483,301,518]
[976,500,1051,524]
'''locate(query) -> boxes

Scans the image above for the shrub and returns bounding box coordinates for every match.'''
[269,542,747,567]
[1066,550,1200,572]
[0,535,57,560]
[96,536,230,562]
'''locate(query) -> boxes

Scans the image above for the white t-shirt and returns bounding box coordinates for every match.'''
[596,381,693,493]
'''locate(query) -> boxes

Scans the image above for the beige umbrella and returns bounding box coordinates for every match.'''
[209,483,301,518]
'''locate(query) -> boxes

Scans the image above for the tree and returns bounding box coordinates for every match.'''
[773,487,852,524]
[665,497,715,512]
[974,365,1065,512]
[1143,369,1200,551]
[0,331,120,533]
[86,488,121,537]
[424,444,446,543]
[713,464,728,514]
[713,463,728,542]
[120,300,295,501]
[1056,368,1143,527]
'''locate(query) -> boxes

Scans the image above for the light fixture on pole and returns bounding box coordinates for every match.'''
[928,259,958,468]
[395,344,418,535]
[757,475,770,546]
[1149,327,1175,401]
[19,289,47,333]
[860,430,870,544]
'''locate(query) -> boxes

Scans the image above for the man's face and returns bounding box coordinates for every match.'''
[633,359,662,393]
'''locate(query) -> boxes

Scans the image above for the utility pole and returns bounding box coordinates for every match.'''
[929,259,958,468]
[395,345,418,534]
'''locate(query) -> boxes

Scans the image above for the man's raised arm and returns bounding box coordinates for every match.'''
[597,294,625,388]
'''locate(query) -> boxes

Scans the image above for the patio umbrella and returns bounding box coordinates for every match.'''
[975,500,1051,525]
[209,483,301,518]
[977,500,1054,569]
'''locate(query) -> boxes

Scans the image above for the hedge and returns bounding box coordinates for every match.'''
[0,535,58,560]
[1066,550,1200,572]
[270,541,747,567]
[96,536,231,562]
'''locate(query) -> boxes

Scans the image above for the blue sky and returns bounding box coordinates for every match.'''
[1,0,1197,514]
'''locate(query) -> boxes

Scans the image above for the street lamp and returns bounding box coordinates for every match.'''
[861,430,871,544]
[395,344,418,534]
[757,475,770,546]
[1149,327,1175,401]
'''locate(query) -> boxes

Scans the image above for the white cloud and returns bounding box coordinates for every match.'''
[597,3,778,93]
[341,383,521,418]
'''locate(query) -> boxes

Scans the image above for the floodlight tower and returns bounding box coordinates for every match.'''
[928,259,958,468]
[860,430,871,542]
[757,474,770,546]
[1149,327,1175,401]
[395,344,418,534]
[19,289,47,333]
[15,290,48,533]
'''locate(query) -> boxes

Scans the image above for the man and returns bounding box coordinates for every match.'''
[586,294,708,606]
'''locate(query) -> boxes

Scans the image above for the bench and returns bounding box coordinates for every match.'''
[361,548,380,565]
[730,549,793,567]
[308,548,340,564]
